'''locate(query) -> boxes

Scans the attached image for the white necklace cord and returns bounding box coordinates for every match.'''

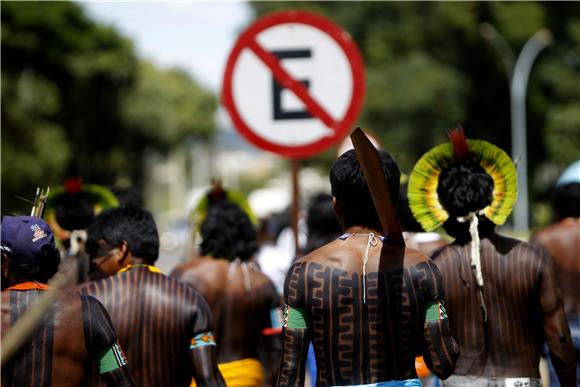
[228,258,252,292]
[457,211,488,322]
[362,232,379,304]
[241,261,252,292]
[69,229,87,255]
[227,259,236,278]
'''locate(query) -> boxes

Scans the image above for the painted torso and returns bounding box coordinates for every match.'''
[279,232,458,386]
[1,286,123,386]
[432,234,568,377]
[76,266,213,387]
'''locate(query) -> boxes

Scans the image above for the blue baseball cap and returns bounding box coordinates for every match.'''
[1,216,55,264]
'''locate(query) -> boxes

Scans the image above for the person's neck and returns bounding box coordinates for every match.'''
[122,258,155,269]
[128,257,148,265]
[344,225,383,236]
[117,259,162,275]
[454,229,497,245]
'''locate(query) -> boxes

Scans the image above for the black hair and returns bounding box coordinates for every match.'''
[200,202,258,262]
[4,244,61,284]
[553,182,580,221]
[437,162,494,216]
[437,162,495,240]
[397,183,425,233]
[304,193,342,254]
[86,206,159,264]
[54,194,95,231]
[330,149,400,230]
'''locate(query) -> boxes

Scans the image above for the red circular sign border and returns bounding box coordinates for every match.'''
[222,10,366,159]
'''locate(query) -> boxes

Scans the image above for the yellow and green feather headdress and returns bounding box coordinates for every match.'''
[408,127,518,232]
[44,181,119,241]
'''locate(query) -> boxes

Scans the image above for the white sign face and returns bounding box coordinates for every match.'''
[232,24,352,146]
[223,11,365,158]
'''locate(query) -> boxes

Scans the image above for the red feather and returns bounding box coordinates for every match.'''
[64,178,83,194]
[448,126,469,161]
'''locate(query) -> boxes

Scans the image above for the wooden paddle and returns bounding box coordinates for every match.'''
[350,127,405,247]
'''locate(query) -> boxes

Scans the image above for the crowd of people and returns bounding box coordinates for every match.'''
[1,129,578,387]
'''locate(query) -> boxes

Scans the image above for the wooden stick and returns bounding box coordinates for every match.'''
[350,128,405,247]
[1,270,74,367]
[291,159,301,260]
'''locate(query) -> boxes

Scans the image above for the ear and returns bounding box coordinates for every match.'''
[332,197,345,228]
[332,196,341,217]
[116,241,130,265]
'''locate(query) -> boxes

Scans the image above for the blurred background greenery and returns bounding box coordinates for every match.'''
[2,1,579,229]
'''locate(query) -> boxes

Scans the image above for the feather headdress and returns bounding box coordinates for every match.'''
[408,127,517,231]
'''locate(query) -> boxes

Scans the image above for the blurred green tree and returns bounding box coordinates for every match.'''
[250,2,580,226]
[1,1,136,212]
[1,2,217,214]
[122,61,216,151]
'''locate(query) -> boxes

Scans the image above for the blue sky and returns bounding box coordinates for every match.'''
[80,1,254,93]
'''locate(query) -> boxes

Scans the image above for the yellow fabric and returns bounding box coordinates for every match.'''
[191,358,263,387]
[117,264,162,274]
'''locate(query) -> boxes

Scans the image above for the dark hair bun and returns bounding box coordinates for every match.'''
[437,161,494,216]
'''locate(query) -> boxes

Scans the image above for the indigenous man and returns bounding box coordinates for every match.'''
[530,160,580,386]
[1,215,135,387]
[45,179,119,285]
[278,149,459,386]
[171,201,282,387]
[408,128,576,386]
[76,206,225,387]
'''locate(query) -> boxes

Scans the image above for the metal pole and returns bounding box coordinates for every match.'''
[510,29,552,232]
[481,24,552,233]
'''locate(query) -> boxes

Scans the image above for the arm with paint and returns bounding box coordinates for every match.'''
[537,248,576,387]
[277,261,310,387]
[83,296,136,387]
[188,292,226,387]
[98,343,135,387]
[260,281,283,386]
[420,261,459,379]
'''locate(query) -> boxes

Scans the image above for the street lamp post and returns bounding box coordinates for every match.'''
[480,23,552,233]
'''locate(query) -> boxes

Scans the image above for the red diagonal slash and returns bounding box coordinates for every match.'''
[248,39,339,131]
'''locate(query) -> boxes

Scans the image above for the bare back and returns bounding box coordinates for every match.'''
[531,218,580,314]
[1,288,131,387]
[171,257,280,363]
[278,233,458,385]
[432,233,575,378]
[76,267,216,386]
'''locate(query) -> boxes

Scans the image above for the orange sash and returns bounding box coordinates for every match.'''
[6,281,49,291]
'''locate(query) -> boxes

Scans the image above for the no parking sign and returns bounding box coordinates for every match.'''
[222,11,366,159]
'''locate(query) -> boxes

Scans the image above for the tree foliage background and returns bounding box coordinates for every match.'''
[252,2,580,225]
[1,1,216,214]
[2,2,578,227]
